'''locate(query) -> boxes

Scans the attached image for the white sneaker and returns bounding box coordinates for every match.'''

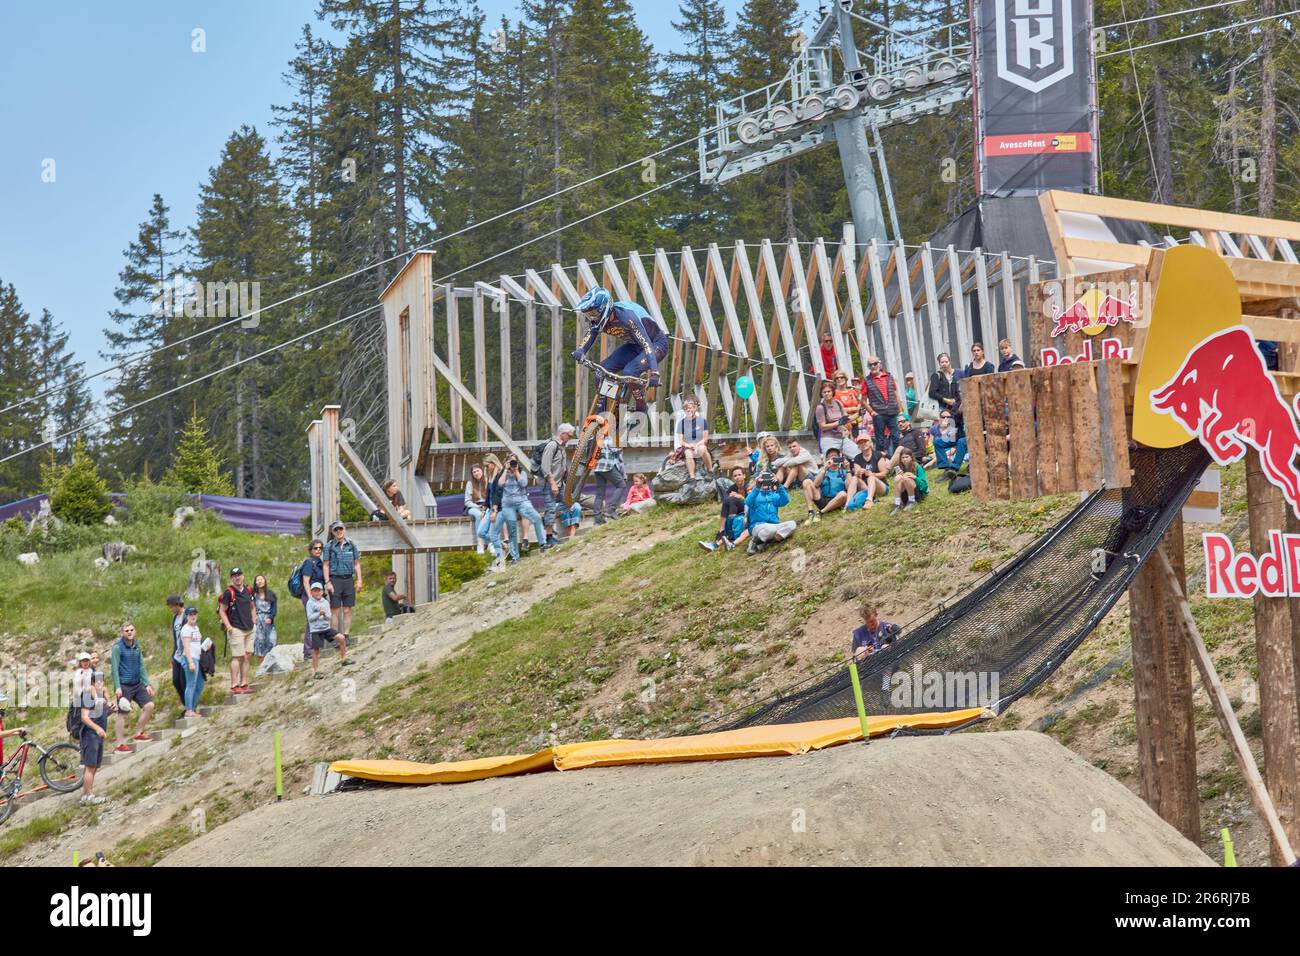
[476,540,485,555]
[79,794,107,806]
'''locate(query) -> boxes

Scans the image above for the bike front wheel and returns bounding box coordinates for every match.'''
[563,420,603,507]
[0,780,16,825]
[40,743,84,793]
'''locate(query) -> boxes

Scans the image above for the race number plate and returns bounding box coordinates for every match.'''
[598,379,620,399]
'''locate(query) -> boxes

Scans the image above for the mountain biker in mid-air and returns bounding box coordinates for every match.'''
[572,287,669,415]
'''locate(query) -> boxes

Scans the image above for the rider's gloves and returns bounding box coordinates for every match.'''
[571,348,585,362]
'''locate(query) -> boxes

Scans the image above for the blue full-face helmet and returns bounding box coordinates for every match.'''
[576,287,612,332]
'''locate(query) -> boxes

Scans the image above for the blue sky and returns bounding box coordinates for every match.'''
[0,0,777,399]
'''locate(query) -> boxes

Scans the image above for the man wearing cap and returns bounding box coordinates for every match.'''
[324,521,362,641]
[218,568,257,695]
[109,621,155,753]
[539,425,574,546]
[305,579,351,678]
[166,595,187,706]
[889,413,927,469]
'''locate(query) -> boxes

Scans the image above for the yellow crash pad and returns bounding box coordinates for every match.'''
[329,709,991,786]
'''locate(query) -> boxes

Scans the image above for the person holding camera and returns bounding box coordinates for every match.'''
[743,470,797,556]
[700,466,749,553]
[492,453,552,563]
[799,448,856,523]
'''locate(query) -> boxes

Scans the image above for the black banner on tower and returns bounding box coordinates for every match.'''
[972,0,1098,197]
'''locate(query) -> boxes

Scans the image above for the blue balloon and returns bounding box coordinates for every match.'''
[735,375,755,399]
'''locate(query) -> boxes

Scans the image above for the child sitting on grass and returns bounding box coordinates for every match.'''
[619,473,656,515]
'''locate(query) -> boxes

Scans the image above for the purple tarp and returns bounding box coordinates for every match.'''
[0,492,308,536]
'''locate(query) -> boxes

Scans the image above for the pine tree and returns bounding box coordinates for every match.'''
[0,279,44,501]
[273,24,334,269]
[101,194,187,479]
[33,309,94,463]
[659,0,735,248]
[729,0,804,240]
[45,438,111,525]
[164,411,235,496]
[188,125,304,499]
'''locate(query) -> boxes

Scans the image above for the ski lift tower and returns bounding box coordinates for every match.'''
[699,0,972,246]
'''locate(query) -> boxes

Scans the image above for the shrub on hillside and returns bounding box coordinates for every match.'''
[123,474,191,524]
[43,440,111,525]
[165,412,235,496]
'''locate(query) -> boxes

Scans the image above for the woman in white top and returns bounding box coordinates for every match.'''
[176,608,206,718]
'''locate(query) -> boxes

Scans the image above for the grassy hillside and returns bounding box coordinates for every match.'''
[335,482,1077,762]
[0,509,384,737]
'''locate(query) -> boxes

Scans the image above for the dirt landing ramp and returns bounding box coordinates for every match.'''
[160,731,1213,866]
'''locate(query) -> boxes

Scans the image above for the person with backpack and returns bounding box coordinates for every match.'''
[324,522,362,643]
[217,567,257,696]
[292,539,326,661]
[77,667,111,806]
[539,425,575,546]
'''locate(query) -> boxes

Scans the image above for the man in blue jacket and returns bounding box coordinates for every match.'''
[109,621,155,753]
[744,471,798,555]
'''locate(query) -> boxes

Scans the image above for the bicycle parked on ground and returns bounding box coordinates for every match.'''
[563,356,656,507]
[0,699,83,824]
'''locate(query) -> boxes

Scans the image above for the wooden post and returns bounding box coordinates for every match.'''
[1245,451,1300,863]
[1127,450,1200,842]
[320,406,341,533]
[1155,548,1297,865]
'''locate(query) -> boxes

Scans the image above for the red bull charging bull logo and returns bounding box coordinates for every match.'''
[1152,324,1300,597]
[1151,325,1300,517]
[1049,286,1138,337]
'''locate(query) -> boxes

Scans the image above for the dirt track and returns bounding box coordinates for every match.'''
[160,730,1213,866]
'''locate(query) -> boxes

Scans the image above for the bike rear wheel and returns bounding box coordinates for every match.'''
[40,743,83,793]
[563,420,603,507]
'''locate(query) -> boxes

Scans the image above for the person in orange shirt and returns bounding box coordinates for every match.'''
[832,370,861,423]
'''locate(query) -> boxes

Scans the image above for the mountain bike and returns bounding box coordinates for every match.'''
[0,730,84,824]
[563,357,657,507]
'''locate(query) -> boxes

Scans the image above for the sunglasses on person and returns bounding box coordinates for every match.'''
[869,360,881,368]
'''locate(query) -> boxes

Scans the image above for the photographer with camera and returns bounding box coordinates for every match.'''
[743,470,797,556]
[799,448,856,524]
[490,452,552,564]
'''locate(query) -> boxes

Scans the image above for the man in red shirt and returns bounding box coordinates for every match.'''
[817,332,837,377]
[861,357,902,455]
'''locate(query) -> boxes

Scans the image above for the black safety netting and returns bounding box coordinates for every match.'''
[719,442,1211,731]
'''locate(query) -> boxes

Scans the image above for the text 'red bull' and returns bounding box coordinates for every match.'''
[1039,336,1132,367]
[1152,326,1300,519]
[1203,531,1300,598]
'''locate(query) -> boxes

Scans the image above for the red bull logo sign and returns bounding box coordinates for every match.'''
[1049,286,1139,337]
[1203,532,1300,599]
[1152,325,1300,520]
[1040,336,1132,367]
